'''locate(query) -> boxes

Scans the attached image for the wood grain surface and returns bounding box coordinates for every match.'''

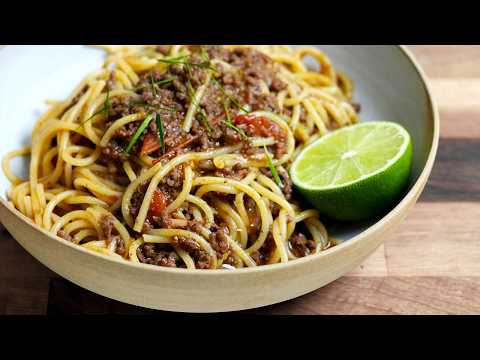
[0,45,478,315]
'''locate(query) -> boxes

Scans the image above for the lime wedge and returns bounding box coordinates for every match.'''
[290,121,413,221]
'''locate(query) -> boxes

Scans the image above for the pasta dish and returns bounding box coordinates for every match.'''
[2,45,360,269]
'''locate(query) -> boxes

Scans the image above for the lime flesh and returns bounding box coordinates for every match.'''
[290,122,413,221]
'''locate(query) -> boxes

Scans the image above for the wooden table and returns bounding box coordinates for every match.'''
[1,45,478,315]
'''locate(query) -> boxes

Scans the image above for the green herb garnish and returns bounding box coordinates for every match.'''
[222,101,248,140]
[263,145,283,188]
[134,77,176,92]
[125,113,154,154]
[156,113,165,155]
[200,47,210,62]
[213,78,249,114]
[81,88,111,126]
[150,74,157,97]
[198,110,212,135]
[157,55,189,65]
[185,66,196,95]
[158,54,218,73]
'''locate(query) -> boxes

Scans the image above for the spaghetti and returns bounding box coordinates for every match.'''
[2,45,359,269]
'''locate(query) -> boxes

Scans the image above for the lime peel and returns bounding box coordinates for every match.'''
[290,121,413,221]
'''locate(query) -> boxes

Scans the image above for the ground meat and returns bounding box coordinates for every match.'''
[278,167,293,201]
[194,250,212,269]
[209,226,230,255]
[241,143,264,158]
[150,213,175,229]
[289,232,317,257]
[156,45,170,55]
[188,221,205,236]
[223,127,243,145]
[226,47,283,113]
[101,140,129,162]
[57,230,73,242]
[169,236,213,269]
[245,196,261,236]
[115,237,126,257]
[160,164,184,189]
[206,45,231,63]
[270,202,281,218]
[213,164,249,180]
[129,182,148,219]
[223,253,240,268]
[108,96,133,118]
[137,243,180,267]
[142,243,157,258]
[113,121,140,138]
[99,215,115,244]
[99,216,126,256]
[250,233,276,266]
[171,236,201,252]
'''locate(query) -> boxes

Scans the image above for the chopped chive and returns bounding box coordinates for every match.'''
[213,78,249,114]
[198,110,212,135]
[134,77,176,92]
[185,65,202,113]
[156,77,177,86]
[150,74,157,97]
[156,113,165,155]
[182,64,211,135]
[158,54,218,73]
[263,145,283,188]
[157,55,189,65]
[125,113,154,154]
[200,47,210,62]
[83,88,111,123]
[222,101,248,140]
[185,66,195,95]
[222,120,249,140]
[223,101,232,123]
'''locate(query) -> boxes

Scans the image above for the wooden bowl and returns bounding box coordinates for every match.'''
[0,45,439,312]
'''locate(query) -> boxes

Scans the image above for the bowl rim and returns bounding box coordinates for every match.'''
[0,45,440,276]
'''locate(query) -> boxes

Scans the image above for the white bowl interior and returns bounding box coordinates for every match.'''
[0,45,434,241]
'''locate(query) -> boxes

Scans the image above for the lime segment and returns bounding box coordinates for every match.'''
[290,121,413,221]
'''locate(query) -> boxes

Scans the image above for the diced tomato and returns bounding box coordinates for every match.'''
[149,189,167,217]
[233,114,281,138]
[233,114,266,127]
[140,133,161,156]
